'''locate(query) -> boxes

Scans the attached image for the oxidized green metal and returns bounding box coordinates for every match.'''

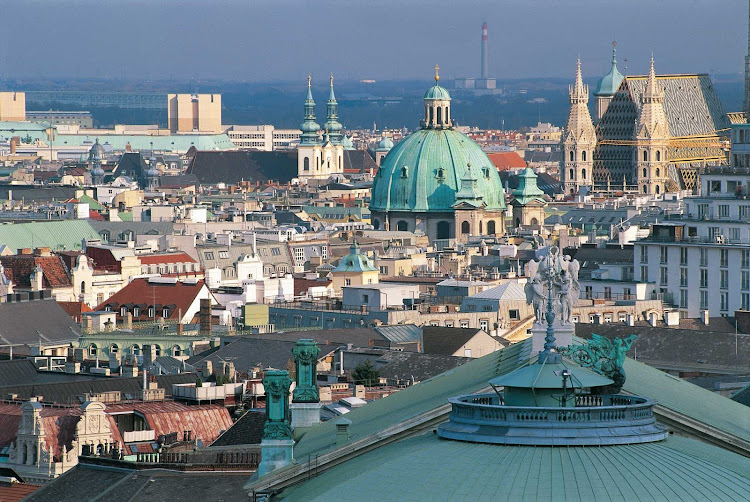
[292,339,320,403]
[262,369,293,440]
[561,334,637,393]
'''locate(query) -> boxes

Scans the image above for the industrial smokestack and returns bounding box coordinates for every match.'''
[481,22,489,79]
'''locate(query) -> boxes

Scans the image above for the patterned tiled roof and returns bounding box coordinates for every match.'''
[1,255,71,288]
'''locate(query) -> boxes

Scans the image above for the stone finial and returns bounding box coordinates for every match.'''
[262,370,293,440]
[292,339,320,403]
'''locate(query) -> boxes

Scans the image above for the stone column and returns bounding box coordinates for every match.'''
[291,339,322,430]
[256,370,294,478]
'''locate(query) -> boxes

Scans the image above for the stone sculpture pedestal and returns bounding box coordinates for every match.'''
[291,402,321,430]
[256,439,295,478]
[531,321,574,357]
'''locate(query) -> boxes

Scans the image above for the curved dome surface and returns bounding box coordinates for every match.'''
[370,129,506,213]
[424,85,451,100]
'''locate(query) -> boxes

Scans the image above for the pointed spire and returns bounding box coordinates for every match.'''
[305,73,314,102]
[300,74,321,145]
[569,57,588,103]
[328,73,336,102]
[325,72,343,144]
[643,55,663,104]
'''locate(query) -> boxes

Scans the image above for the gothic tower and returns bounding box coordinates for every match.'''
[635,57,670,195]
[562,59,596,195]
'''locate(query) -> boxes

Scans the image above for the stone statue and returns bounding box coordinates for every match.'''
[524,248,580,325]
[525,275,546,322]
[561,334,637,393]
[292,339,320,403]
[526,259,539,281]
[557,271,573,324]
[262,370,293,441]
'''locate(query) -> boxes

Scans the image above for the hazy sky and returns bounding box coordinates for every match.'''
[2,0,748,82]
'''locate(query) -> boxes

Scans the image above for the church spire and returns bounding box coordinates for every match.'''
[324,73,344,144]
[299,74,321,146]
[569,57,588,104]
[643,56,664,105]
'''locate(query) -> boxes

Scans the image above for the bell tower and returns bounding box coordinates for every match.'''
[562,58,596,195]
[635,57,670,195]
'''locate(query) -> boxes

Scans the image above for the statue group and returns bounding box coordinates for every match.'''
[524,247,580,325]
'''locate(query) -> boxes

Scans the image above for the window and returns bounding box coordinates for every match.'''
[204,252,215,260]
[656,150,661,161]
[700,290,708,309]
[697,203,709,219]
[585,285,593,299]
[133,307,140,317]
[740,206,750,220]
[467,304,477,311]
[582,168,587,180]
[680,289,688,309]
[720,249,728,268]
[397,221,408,231]
[719,205,729,218]
[569,151,574,162]
[362,294,369,303]
[569,168,574,179]
[709,227,722,240]
[445,321,454,327]
[459,320,470,328]
[721,292,729,312]
[643,151,648,162]
[660,246,668,264]
[721,270,728,290]
[700,249,708,267]
[271,248,281,256]
[479,319,489,332]
[660,267,668,286]
[482,305,493,312]
[640,246,648,263]
[120,306,127,317]
[304,157,310,171]
[680,247,688,266]
[89,344,97,356]
[730,228,741,241]
[623,288,632,300]
[163,308,170,318]
[640,266,649,282]
[680,268,688,287]
[582,151,587,162]
[148,307,155,318]
[379,266,388,274]
[743,250,750,269]
[743,293,750,311]
[604,287,612,300]
[218,250,229,259]
[700,269,708,288]
[743,271,750,290]
[345,279,351,286]
[461,221,470,234]
[509,309,520,320]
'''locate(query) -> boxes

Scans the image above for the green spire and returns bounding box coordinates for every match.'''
[300,74,321,145]
[594,42,625,96]
[324,73,344,144]
[512,168,545,205]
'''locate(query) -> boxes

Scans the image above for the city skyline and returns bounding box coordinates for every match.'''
[1,0,747,82]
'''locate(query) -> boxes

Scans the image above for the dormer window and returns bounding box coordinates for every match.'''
[162,308,170,318]
[120,306,127,317]
[482,167,490,179]
[437,167,445,179]
[401,166,408,178]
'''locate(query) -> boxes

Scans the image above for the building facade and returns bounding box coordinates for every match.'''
[167,94,222,134]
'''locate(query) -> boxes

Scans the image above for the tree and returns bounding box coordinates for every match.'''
[351,360,380,386]
[196,376,203,387]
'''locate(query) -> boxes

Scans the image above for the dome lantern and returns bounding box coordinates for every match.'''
[422,65,452,129]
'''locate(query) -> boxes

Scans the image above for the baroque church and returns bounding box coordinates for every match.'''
[297,74,346,183]
[369,68,507,242]
[563,45,733,195]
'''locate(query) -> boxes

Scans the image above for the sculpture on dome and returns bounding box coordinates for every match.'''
[525,247,580,324]
[561,334,637,393]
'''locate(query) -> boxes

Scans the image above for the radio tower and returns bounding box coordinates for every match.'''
[481,22,489,79]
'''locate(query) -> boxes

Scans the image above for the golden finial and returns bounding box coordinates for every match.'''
[434,65,440,82]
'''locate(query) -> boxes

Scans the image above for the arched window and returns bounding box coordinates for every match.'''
[461,221,470,234]
[89,344,98,356]
[582,168,586,180]
[173,345,182,357]
[132,344,140,356]
[515,217,521,227]
[487,220,496,234]
[643,185,648,194]
[479,221,483,234]
[656,151,661,161]
[643,150,648,162]
[582,151,587,162]
[397,220,408,231]
[569,151,574,162]
[531,218,539,226]
[110,344,119,354]
[303,157,309,171]
[655,168,660,177]
[429,107,434,125]
[154,345,162,357]
[569,168,574,180]
[643,168,647,178]
[437,106,442,125]
[425,105,429,122]
[655,185,660,194]
[80,281,86,294]
[401,166,408,178]
[445,106,449,124]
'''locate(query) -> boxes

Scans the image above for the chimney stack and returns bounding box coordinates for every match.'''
[481,22,489,80]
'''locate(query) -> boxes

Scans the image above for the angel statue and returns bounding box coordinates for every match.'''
[561,334,637,393]
[525,275,547,322]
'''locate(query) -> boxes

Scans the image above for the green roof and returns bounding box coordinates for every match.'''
[117,212,133,221]
[78,194,103,211]
[333,242,377,273]
[489,358,612,389]
[0,220,100,253]
[51,133,236,152]
[280,434,750,501]
[594,48,625,97]
[370,129,507,213]
[424,85,451,100]
[511,168,546,205]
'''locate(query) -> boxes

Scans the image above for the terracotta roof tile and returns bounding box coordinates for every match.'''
[1,255,71,288]
[94,278,206,322]
[487,152,527,170]
[57,301,93,322]
[138,252,197,265]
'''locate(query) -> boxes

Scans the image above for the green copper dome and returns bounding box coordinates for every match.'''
[333,241,377,273]
[594,46,624,97]
[370,129,507,213]
[424,84,451,100]
[376,135,393,151]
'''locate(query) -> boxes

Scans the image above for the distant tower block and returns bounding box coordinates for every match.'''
[481,22,489,79]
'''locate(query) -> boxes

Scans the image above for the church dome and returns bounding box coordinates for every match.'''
[423,84,451,101]
[88,138,105,162]
[376,135,393,151]
[333,241,377,273]
[370,128,506,213]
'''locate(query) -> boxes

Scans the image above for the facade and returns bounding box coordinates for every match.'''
[369,69,507,241]
[297,75,345,182]
[225,125,301,151]
[27,110,93,128]
[561,59,597,195]
[331,241,379,292]
[0,91,25,121]
[167,93,222,134]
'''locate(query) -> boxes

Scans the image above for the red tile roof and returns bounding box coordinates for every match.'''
[57,301,93,322]
[0,482,41,502]
[294,277,332,296]
[1,255,72,288]
[487,152,527,171]
[139,252,197,265]
[94,278,207,322]
[88,209,105,221]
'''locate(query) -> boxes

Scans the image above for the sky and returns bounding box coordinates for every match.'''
[2,0,748,82]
